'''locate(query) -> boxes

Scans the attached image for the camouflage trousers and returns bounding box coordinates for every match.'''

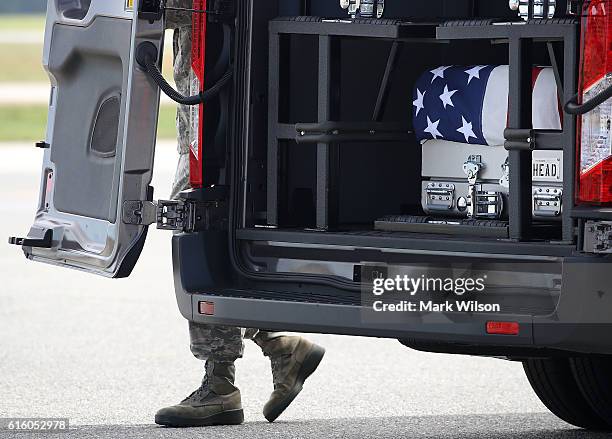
[171,150,276,363]
[188,324,280,363]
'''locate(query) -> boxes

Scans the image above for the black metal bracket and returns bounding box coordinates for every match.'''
[546,41,564,103]
[504,128,535,151]
[138,0,163,22]
[295,122,411,144]
[35,141,50,149]
[266,18,431,231]
[373,40,402,122]
[9,229,53,249]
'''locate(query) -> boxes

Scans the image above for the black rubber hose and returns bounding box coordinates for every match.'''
[565,83,612,115]
[136,41,233,106]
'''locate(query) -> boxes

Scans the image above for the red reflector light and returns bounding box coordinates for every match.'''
[190,0,207,189]
[577,0,612,204]
[486,321,520,336]
[579,158,612,203]
[198,301,215,316]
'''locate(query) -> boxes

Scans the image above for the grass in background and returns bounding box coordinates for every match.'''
[0,14,45,31]
[0,105,47,142]
[157,105,177,140]
[0,105,177,142]
[0,44,46,82]
[0,14,178,142]
[0,35,175,83]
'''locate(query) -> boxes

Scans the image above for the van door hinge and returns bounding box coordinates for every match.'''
[122,200,196,231]
[122,199,227,232]
[122,200,195,231]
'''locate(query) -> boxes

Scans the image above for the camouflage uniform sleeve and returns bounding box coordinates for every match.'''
[164,0,193,29]
[167,4,195,198]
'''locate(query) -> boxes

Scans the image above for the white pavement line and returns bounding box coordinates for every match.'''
[0,28,174,45]
[0,141,178,174]
[0,83,51,105]
[0,83,173,105]
[0,31,44,44]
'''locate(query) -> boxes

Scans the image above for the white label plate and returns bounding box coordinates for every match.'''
[532,158,561,182]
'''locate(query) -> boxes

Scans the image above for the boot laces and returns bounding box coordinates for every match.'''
[181,376,212,404]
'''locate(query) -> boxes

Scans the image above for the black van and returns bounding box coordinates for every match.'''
[11,0,612,430]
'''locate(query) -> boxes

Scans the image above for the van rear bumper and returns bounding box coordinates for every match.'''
[172,233,612,357]
[180,291,612,357]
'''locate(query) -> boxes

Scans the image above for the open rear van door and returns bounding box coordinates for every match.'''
[9,0,166,277]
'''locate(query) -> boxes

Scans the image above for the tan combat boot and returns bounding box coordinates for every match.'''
[154,361,244,427]
[255,335,326,422]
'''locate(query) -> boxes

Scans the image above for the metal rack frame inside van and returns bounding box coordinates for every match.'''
[262,16,579,246]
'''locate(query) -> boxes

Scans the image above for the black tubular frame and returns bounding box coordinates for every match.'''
[265,17,579,243]
[266,18,442,231]
[437,19,579,243]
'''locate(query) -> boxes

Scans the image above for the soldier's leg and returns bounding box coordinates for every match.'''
[155,322,245,427]
[247,330,327,423]
[169,151,190,200]
[189,322,245,362]
[161,18,326,426]
[156,18,247,427]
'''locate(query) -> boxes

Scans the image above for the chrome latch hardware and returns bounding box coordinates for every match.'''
[463,157,484,218]
[425,183,455,211]
[500,159,510,188]
[463,157,504,219]
[533,187,562,218]
[471,191,504,219]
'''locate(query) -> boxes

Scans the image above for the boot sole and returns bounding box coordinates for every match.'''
[264,344,326,423]
[155,408,244,428]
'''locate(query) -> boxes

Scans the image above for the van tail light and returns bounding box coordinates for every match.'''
[577,0,612,204]
[190,0,207,189]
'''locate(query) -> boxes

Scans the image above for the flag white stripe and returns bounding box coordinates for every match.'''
[481,66,560,146]
[481,65,509,146]
[533,68,562,130]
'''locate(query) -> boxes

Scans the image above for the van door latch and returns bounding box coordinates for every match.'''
[8,228,53,249]
[462,157,503,219]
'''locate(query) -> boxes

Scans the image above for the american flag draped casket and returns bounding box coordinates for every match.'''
[413,65,562,146]
[414,65,564,220]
